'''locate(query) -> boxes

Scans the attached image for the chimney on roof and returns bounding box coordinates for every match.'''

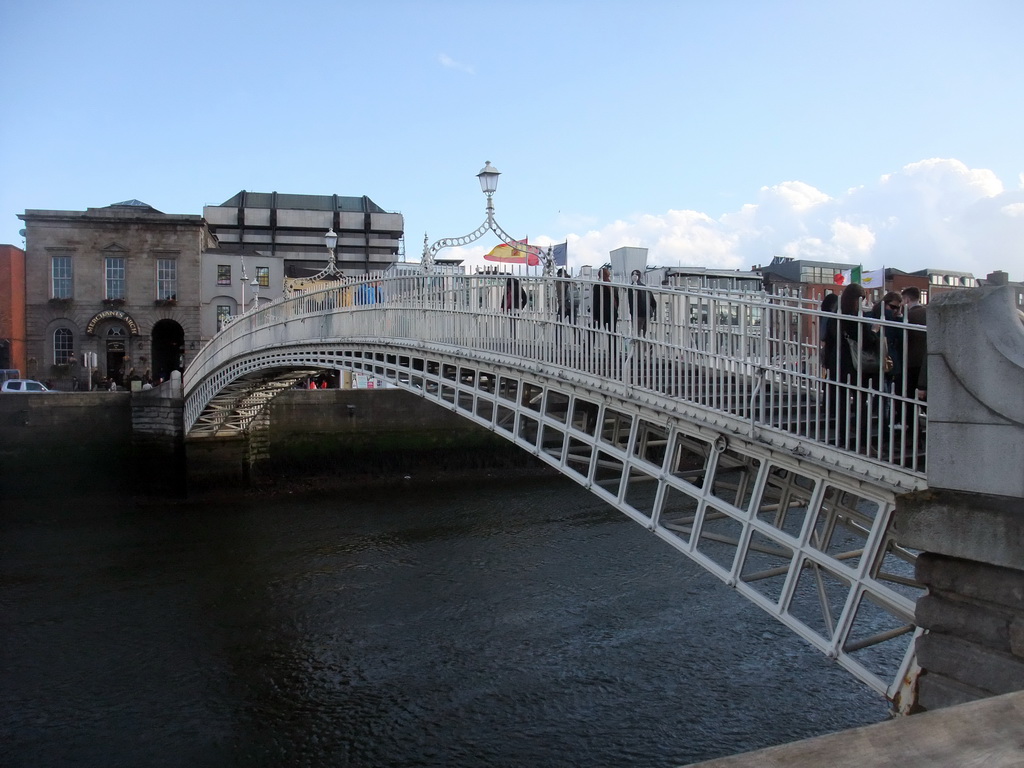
[987,270,1009,286]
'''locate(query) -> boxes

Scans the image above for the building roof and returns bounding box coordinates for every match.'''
[107,199,158,210]
[217,190,392,214]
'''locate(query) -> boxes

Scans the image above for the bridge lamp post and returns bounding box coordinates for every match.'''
[239,258,249,313]
[294,226,346,287]
[421,161,552,275]
[285,227,345,295]
[324,227,338,271]
[477,159,500,202]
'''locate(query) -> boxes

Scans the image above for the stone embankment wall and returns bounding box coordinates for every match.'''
[3,383,539,498]
[894,277,1024,711]
[0,391,132,498]
[261,388,530,477]
[186,387,533,492]
[130,372,185,496]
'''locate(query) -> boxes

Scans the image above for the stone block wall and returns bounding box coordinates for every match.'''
[894,276,1024,711]
[896,491,1024,710]
[130,373,185,496]
[0,391,132,498]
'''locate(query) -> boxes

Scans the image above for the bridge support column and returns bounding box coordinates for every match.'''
[894,275,1024,711]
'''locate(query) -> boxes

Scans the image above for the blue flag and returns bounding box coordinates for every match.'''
[552,242,567,267]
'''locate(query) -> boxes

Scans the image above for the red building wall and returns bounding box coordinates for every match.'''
[0,244,27,375]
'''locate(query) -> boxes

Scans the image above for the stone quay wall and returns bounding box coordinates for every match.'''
[183,386,540,492]
[0,390,133,498]
[894,277,1024,711]
[222,387,538,491]
[2,384,535,499]
[130,372,186,496]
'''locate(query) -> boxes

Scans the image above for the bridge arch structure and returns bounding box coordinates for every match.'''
[184,273,931,708]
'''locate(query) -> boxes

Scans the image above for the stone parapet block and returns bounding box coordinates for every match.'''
[926,283,1024,498]
[915,551,1024,609]
[915,672,990,710]
[916,593,1016,653]
[895,489,1024,571]
[915,633,1024,697]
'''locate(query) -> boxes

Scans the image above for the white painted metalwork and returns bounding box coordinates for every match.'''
[421,161,554,275]
[184,273,929,709]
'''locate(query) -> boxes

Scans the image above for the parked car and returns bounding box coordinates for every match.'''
[1,379,52,393]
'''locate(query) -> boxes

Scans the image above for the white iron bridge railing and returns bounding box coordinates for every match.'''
[187,272,928,490]
[184,272,932,707]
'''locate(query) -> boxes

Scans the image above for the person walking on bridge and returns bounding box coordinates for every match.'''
[592,268,618,332]
[900,285,928,431]
[502,277,528,341]
[829,283,884,452]
[592,268,620,365]
[626,269,657,336]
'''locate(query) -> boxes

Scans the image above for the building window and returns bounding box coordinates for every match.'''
[217,305,232,330]
[217,265,231,285]
[157,258,177,300]
[106,257,126,299]
[256,266,270,287]
[52,256,73,299]
[53,328,74,365]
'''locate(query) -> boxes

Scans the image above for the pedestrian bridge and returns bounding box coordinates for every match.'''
[184,272,932,709]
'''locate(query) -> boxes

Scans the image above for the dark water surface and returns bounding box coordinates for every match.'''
[1,475,889,767]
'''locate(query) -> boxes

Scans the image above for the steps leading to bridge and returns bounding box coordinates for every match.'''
[682,689,1024,767]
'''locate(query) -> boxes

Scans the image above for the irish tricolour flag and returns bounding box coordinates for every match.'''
[834,266,885,287]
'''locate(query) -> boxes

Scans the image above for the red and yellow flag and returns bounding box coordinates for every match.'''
[483,239,541,266]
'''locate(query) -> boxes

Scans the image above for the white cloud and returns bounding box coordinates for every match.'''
[552,159,1022,280]
[438,53,474,74]
[450,159,1023,281]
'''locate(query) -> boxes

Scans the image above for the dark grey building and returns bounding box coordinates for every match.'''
[203,191,404,278]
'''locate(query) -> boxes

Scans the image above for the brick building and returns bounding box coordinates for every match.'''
[0,244,27,375]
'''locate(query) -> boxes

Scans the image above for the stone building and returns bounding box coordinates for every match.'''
[18,200,213,389]
[199,246,282,339]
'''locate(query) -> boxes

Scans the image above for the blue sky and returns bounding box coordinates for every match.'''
[2,0,1022,279]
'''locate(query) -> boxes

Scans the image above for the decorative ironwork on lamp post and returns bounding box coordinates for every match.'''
[422,161,553,276]
[306,227,345,282]
[283,227,346,297]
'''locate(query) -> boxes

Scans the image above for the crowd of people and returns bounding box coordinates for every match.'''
[820,282,928,454]
[505,269,930,459]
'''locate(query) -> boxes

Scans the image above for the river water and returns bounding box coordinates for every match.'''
[1,474,889,767]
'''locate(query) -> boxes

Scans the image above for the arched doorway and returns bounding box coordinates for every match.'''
[152,319,185,384]
[105,326,127,385]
